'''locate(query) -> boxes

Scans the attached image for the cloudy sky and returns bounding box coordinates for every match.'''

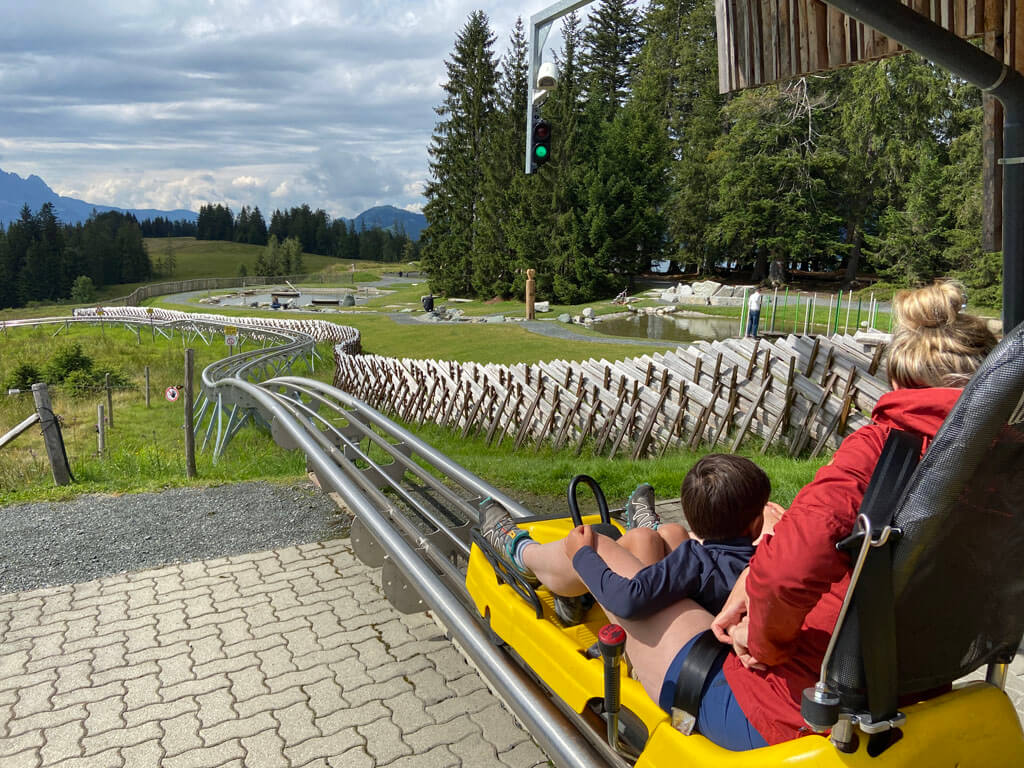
[0,1,558,219]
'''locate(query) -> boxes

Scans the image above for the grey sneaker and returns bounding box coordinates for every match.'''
[553,594,589,627]
[479,498,538,584]
[626,483,660,530]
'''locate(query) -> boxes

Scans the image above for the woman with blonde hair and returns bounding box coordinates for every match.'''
[483,279,997,750]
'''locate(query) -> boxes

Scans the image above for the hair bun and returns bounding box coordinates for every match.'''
[894,281,964,331]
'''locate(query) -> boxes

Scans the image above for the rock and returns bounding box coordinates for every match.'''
[485,315,504,324]
[558,313,572,323]
[535,300,550,313]
[582,307,595,319]
[677,284,694,297]
[692,280,722,297]
[341,295,355,306]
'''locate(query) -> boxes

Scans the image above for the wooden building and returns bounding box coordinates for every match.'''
[714,0,1024,314]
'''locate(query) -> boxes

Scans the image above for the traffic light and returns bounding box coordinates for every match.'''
[531,118,552,170]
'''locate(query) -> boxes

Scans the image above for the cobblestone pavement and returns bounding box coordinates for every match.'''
[0,540,548,768]
[2,531,1022,768]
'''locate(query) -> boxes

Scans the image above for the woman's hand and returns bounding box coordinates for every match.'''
[711,567,749,643]
[755,502,787,544]
[563,524,595,560]
[724,616,767,671]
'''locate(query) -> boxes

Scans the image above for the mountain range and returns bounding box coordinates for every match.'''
[0,168,426,240]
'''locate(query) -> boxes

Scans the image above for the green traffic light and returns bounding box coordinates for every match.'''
[534,146,548,159]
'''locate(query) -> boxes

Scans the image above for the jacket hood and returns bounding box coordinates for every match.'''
[871,387,961,439]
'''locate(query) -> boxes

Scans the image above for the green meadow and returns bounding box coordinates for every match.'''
[1,238,858,507]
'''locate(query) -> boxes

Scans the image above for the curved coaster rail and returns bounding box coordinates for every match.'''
[214,374,624,768]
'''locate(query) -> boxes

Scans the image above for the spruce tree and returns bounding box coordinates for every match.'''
[421,11,499,297]
[471,17,529,298]
[580,0,643,121]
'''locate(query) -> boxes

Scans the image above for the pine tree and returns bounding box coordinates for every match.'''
[580,0,643,121]
[471,17,529,298]
[421,11,499,297]
[637,0,723,273]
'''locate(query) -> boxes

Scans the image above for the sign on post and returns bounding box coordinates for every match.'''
[165,386,180,402]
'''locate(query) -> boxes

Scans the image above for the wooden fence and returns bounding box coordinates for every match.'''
[333,333,890,459]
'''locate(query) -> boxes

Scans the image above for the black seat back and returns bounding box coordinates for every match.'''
[828,322,1024,703]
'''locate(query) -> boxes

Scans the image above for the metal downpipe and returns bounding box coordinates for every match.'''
[823,0,1024,331]
[220,379,616,768]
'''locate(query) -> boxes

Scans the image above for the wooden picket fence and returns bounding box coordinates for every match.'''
[332,333,890,459]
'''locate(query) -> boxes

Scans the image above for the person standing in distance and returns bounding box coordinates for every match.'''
[746,287,762,338]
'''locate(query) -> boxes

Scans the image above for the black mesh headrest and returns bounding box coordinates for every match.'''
[828,322,1024,699]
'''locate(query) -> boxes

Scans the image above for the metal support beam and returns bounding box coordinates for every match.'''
[525,0,593,174]
[823,0,1024,333]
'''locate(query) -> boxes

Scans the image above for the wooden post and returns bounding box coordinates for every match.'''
[525,268,536,320]
[105,373,114,429]
[97,404,105,456]
[844,290,853,334]
[31,383,71,485]
[145,366,151,408]
[184,348,197,479]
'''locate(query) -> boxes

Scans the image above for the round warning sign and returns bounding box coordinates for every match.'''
[165,386,180,402]
[225,334,238,347]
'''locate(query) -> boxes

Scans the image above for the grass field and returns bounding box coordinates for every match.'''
[0,245,892,507]
[0,321,823,509]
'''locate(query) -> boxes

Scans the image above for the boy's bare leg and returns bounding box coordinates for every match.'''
[655,522,691,550]
[521,529,656,596]
[603,598,714,703]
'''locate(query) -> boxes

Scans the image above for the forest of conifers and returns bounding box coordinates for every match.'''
[421,0,1001,306]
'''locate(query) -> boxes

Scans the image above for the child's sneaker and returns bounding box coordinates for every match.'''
[553,594,589,627]
[479,498,538,584]
[626,483,661,530]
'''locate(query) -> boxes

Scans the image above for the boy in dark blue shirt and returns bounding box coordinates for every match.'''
[563,454,774,619]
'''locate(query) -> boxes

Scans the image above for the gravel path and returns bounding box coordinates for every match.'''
[0,480,350,594]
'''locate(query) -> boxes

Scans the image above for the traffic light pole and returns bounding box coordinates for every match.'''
[525,0,593,174]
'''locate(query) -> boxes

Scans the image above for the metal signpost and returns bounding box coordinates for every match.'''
[524,0,593,174]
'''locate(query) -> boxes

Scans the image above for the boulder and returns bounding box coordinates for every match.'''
[557,313,572,323]
[535,300,550,313]
[582,307,595,319]
[485,315,505,324]
[341,295,355,307]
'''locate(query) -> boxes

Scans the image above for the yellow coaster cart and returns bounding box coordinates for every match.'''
[466,324,1024,768]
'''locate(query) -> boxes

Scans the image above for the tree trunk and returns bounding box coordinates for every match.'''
[842,221,863,289]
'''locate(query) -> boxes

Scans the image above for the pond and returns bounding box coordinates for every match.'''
[590,312,739,343]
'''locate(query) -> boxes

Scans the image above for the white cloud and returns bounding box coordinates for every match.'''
[0,1,539,218]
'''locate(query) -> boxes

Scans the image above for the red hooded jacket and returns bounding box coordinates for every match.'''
[723,387,962,745]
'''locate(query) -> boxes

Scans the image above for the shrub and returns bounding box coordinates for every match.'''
[3,363,43,392]
[44,343,94,383]
[70,275,97,303]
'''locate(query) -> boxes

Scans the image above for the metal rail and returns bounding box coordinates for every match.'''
[207,375,624,768]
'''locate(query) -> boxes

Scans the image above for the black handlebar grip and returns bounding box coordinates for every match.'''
[568,474,611,528]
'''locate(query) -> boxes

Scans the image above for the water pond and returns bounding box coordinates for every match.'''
[590,311,738,343]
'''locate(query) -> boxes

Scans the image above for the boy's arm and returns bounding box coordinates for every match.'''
[571,541,703,619]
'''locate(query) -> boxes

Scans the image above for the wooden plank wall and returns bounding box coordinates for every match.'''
[718,0,1023,93]
[332,335,891,460]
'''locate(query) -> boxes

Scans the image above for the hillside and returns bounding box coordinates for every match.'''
[352,205,426,240]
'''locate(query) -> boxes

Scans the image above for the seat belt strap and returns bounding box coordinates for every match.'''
[673,629,728,717]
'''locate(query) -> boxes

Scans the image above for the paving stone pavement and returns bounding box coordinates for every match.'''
[0,540,550,768]
[2,532,1022,768]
